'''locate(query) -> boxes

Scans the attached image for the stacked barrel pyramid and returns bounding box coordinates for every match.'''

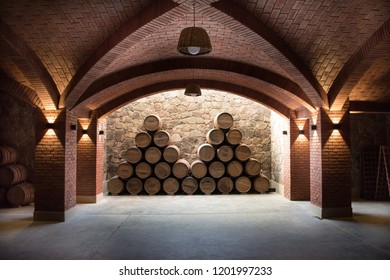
[108,113,270,195]
[0,145,34,207]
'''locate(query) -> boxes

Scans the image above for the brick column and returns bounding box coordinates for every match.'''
[310,107,352,218]
[76,112,104,203]
[285,117,310,200]
[34,109,77,221]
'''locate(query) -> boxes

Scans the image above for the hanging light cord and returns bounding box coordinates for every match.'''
[193,0,196,27]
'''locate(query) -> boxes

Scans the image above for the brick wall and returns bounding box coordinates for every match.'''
[289,118,310,200]
[34,109,77,212]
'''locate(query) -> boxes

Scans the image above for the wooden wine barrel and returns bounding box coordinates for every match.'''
[227,160,243,178]
[208,161,225,179]
[163,145,180,163]
[245,158,261,176]
[235,144,252,161]
[7,182,34,206]
[213,112,234,130]
[182,176,198,195]
[226,128,243,145]
[145,147,161,164]
[144,177,161,195]
[107,176,125,195]
[190,160,207,179]
[135,162,152,179]
[135,131,152,148]
[143,115,162,132]
[154,162,171,180]
[199,177,216,195]
[116,161,133,179]
[206,128,224,146]
[172,159,190,179]
[197,143,215,162]
[126,177,143,195]
[153,130,171,148]
[253,175,270,193]
[217,145,234,162]
[0,164,28,186]
[0,146,19,166]
[163,177,180,195]
[125,146,143,164]
[235,176,251,193]
[217,177,234,194]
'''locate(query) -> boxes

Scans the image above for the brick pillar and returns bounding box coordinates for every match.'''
[34,109,77,221]
[285,117,310,200]
[76,112,104,203]
[310,107,352,218]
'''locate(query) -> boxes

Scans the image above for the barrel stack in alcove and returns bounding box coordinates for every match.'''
[107,114,188,195]
[107,112,270,196]
[0,145,34,207]
[194,112,270,195]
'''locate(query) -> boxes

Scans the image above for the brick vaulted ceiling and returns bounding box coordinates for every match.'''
[0,0,389,118]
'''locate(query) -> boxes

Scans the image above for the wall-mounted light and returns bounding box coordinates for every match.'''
[283,131,288,135]
[99,130,105,135]
[82,129,88,135]
[311,125,317,130]
[333,123,341,130]
[70,124,77,130]
[46,123,55,129]
[299,130,305,135]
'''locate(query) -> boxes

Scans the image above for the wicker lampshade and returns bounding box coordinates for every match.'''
[184,83,202,96]
[177,26,212,56]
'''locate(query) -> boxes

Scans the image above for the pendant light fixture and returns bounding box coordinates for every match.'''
[177,0,212,56]
[184,70,202,96]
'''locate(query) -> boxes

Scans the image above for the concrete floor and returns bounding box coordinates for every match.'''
[0,193,389,260]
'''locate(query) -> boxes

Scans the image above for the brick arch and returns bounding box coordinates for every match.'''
[211,0,327,109]
[0,73,44,109]
[0,20,59,110]
[60,0,179,109]
[94,79,292,119]
[71,57,316,116]
[328,19,390,110]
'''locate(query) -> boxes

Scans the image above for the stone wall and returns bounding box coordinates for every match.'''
[104,89,274,180]
[270,111,288,186]
[0,92,37,178]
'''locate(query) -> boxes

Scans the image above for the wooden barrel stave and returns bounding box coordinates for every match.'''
[190,160,207,179]
[163,177,180,195]
[163,145,180,163]
[135,131,152,148]
[126,177,143,195]
[213,112,234,130]
[0,146,19,166]
[217,177,234,194]
[143,115,162,132]
[7,182,34,206]
[197,143,215,162]
[206,128,224,145]
[172,159,190,179]
[0,164,28,186]
[182,176,198,195]
[153,130,171,148]
[154,162,171,180]
[144,177,161,195]
[199,177,216,195]
[226,128,243,145]
[107,176,125,195]
[253,175,270,194]
[116,161,133,179]
[125,147,143,164]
